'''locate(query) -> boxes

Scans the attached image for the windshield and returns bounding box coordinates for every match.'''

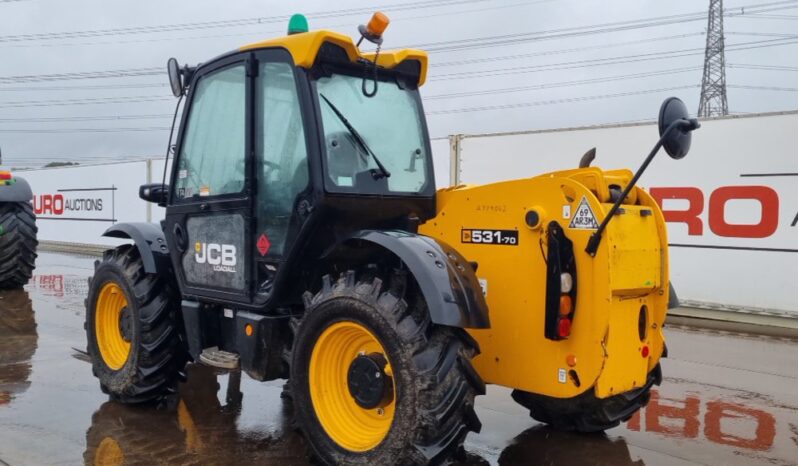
[315,72,431,194]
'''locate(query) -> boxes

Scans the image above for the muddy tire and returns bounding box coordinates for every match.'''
[290,269,484,466]
[85,244,185,403]
[0,202,37,289]
[512,364,662,432]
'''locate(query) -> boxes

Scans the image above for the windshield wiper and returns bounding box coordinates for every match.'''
[319,93,391,180]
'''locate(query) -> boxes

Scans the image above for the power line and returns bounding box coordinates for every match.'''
[405,0,798,53]
[425,67,701,100]
[0,83,167,92]
[4,1,551,49]
[0,95,170,108]
[728,63,798,70]
[426,85,699,115]
[0,114,172,123]
[1,3,791,87]
[430,32,705,68]
[427,37,798,81]
[0,67,161,84]
[729,84,798,91]
[0,127,170,134]
[0,0,490,43]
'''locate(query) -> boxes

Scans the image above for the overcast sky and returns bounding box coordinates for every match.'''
[0,0,796,167]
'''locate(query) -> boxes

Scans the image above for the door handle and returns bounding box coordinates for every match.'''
[173,223,188,252]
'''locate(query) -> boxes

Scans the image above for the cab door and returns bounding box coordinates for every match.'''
[164,54,254,304]
[251,50,314,302]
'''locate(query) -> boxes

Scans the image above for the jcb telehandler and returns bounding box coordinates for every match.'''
[85,12,698,465]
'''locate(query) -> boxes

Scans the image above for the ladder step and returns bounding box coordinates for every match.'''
[199,346,240,370]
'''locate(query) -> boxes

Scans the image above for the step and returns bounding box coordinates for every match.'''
[198,346,240,370]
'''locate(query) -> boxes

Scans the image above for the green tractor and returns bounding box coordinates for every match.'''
[0,151,37,289]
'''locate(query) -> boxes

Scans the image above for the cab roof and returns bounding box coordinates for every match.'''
[239,29,429,86]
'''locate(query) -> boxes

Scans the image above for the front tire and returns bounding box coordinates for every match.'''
[0,202,37,289]
[291,269,484,465]
[85,244,185,403]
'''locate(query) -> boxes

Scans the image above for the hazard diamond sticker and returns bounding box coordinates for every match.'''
[256,234,271,256]
[568,196,599,230]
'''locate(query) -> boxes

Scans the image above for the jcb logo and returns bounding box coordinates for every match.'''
[195,242,237,273]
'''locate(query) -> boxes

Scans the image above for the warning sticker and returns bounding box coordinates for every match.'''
[568,196,599,230]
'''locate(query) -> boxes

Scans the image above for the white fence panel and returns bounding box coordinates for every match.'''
[22,161,151,246]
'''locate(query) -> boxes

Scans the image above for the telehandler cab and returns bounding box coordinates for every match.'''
[85,12,698,465]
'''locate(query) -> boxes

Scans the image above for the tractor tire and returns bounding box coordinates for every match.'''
[511,364,662,433]
[85,244,185,404]
[0,202,37,289]
[290,269,484,466]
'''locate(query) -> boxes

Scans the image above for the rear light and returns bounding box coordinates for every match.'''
[0,171,12,180]
[641,345,650,358]
[559,295,573,316]
[558,318,572,338]
[543,222,577,340]
[560,272,573,293]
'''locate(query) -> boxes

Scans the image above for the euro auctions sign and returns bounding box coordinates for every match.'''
[650,183,794,248]
[33,187,116,222]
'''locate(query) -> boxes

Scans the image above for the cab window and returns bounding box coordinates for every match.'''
[255,61,309,258]
[175,65,246,199]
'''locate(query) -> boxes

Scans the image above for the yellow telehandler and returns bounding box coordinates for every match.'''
[84,12,698,465]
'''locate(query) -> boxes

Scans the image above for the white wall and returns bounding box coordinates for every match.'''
[457,111,798,313]
[20,159,169,246]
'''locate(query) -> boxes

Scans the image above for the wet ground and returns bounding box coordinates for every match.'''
[1,251,797,466]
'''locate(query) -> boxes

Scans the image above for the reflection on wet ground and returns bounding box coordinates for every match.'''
[0,251,796,465]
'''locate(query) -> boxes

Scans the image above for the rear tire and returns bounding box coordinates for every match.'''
[85,244,185,403]
[290,269,484,466]
[512,364,662,432]
[0,202,37,289]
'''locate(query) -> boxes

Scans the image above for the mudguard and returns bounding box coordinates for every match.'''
[103,222,170,274]
[668,281,680,309]
[325,230,490,329]
[0,176,33,202]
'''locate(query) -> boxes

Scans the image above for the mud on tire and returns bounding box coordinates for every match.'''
[290,268,485,466]
[85,244,186,403]
[0,202,37,289]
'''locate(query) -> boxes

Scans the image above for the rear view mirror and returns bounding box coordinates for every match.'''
[167,58,183,97]
[658,97,699,160]
[139,183,169,206]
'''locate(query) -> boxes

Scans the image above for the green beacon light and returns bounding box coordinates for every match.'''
[287,14,309,35]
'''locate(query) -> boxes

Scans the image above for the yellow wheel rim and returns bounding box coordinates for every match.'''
[94,437,124,466]
[95,282,131,370]
[309,321,396,452]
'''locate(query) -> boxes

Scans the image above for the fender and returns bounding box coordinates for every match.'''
[668,281,680,309]
[0,176,33,202]
[324,230,490,329]
[103,222,170,274]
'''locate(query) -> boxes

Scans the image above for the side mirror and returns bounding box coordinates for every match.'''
[658,97,699,160]
[139,183,169,206]
[167,58,183,98]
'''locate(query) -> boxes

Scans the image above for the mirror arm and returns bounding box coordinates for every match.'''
[584,118,697,257]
